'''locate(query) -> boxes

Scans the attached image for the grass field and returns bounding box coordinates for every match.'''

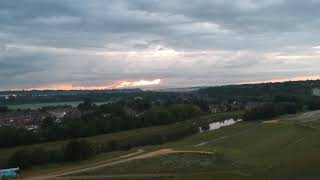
[69,110,320,180]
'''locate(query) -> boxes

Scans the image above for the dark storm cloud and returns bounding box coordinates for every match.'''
[0,0,320,89]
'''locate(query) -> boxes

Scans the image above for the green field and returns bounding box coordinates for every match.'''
[70,110,320,180]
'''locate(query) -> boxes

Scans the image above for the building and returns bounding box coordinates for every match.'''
[47,109,67,120]
[245,102,260,110]
[312,88,320,96]
[0,111,45,129]
[47,108,81,121]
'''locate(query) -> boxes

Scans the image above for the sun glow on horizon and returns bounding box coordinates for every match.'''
[21,79,162,91]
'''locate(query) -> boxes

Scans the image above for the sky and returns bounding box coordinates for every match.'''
[1,0,320,90]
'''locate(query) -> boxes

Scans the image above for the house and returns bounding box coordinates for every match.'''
[312,88,320,96]
[47,109,67,120]
[209,105,228,114]
[64,108,81,120]
[0,111,44,129]
[47,108,81,121]
[245,102,260,110]
[209,105,220,113]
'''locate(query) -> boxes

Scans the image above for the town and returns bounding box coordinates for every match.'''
[1,82,320,131]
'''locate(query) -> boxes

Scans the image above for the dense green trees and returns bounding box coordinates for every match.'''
[64,140,94,161]
[306,97,320,110]
[142,104,201,126]
[0,128,38,148]
[0,106,8,113]
[7,140,93,169]
[8,147,60,169]
[0,102,203,148]
[243,102,300,121]
[8,150,32,169]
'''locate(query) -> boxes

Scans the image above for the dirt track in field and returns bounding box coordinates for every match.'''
[24,149,215,180]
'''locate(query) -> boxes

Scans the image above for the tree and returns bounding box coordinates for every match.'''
[30,148,51,165]
[40,116,55,129]
[168,104,201,121]
[64,140,94,161]
[143,107,174,126]
[0,106,8,113]
[243,103,277,121]
[0,127,38,148]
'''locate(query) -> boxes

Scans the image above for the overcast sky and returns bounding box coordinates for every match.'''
[1,0,320,90]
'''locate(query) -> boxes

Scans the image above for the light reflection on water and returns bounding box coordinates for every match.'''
[199,118,242,133]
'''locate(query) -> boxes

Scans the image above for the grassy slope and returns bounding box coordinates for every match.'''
[75,110,320,180]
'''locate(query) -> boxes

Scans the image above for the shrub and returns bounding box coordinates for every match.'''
[8,150,32,169]
[64,140,94,161]
[30,148,51,165]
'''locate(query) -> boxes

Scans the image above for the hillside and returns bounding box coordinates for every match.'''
[19,110,320,180]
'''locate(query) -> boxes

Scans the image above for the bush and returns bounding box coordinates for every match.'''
[307,97,320,110]
[0,106,8,113]
[30,148,51,165]
[64,140,94,161]
[8,150,32,169]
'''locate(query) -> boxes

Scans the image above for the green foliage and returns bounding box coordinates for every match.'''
[306,97,320,110]
[0,106,8,113]
[40,117,55,129]
[8,147,64,169]
[169,104,201,121]
[8,149,32,169]
[142,104,201,126]
[30,148,51,165]
[143,106,175,125]
[0,127,38,148]
[64,140,94,161]
[243,102,300,121]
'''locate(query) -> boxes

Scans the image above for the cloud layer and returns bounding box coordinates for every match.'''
[1,0,320,90]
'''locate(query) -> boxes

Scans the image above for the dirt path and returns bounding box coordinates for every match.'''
[263,120,280,124]
[57,173,176,179]
[24,149,215,180]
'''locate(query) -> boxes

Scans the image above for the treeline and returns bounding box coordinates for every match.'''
[199,80,320,103]
[7,123,198,169]
[243,102,300,121]
[243,97,320,121]
[0,106,8,113]
[0,102,201,148]
[8,140,93,169]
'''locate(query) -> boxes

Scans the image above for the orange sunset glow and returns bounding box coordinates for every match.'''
[24,79,161,91]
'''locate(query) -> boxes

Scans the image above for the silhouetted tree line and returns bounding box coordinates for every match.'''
[0,106,8,113]
[8,139,93,169]
[243,102,301,121]
[7,123,198,169]
[0,102,202,148]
